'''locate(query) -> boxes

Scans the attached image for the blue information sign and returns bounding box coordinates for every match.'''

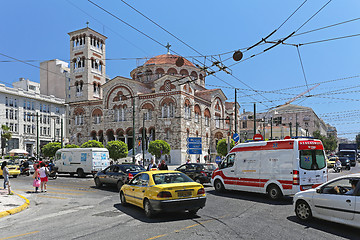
[187,138,202,154]
[187,149,202,154]
[187,143,202,149]
[187,137,202,143]
[232,133,240,142]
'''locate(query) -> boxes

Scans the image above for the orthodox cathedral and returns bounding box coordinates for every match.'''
[67,27,239,165]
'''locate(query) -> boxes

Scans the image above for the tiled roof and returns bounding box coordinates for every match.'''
[144,54,195,67]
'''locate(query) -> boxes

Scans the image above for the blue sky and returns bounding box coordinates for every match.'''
[1,0,360,140]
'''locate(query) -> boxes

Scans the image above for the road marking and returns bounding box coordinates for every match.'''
[13,189,84,195]
[146,234,167,240]
[37,195,68,199]
[0,231,39,240]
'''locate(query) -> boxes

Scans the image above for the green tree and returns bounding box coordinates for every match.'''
[356,133,360,149]
[148,140,170,159]
[106,141,128,161]
[216,138,235,157]
[1,125,12,156]
[312,130,337,151]
[81,140,104,148]
[42,142,61,158]
[65,144,80,148]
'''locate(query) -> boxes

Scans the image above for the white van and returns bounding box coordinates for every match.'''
[55,148,110,177]
[211,139,328,199]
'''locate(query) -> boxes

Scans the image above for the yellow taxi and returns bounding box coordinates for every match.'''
[0,160,21,178]
[119,170,206,218]
[327,157,337,168]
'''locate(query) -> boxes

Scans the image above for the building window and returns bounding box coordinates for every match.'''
[5,97,8,106]
[195,112,199,123]
[5,109,8,119]
[14,99,17,107]
[205,116,209,126]
[215,116,220,128]
[32,102,35,110]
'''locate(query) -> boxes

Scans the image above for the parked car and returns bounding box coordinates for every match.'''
[327,157,336,168]
[0,160,20,178]
[175,163,216,184]
[94,164,146,190]
[294,174,360,229]
[338,156,351,170]
[119,170,206,218]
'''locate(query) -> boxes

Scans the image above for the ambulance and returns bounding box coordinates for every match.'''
[211,138,327,199]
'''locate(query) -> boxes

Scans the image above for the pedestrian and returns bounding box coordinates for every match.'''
[1,161,11,194]
[147,158,157,171]
[39,162,49,192]
[186,158,191,164]
[110,160,114,165]
[196,158,200,163]
[33,165,40,193]
[158,160,168,170]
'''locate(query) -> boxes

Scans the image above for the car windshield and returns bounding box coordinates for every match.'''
[202,164,216,171]
[120,165,145,172]
[300,150,326,170]
[152,172,193,185]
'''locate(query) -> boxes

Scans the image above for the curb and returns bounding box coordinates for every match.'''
[0,191,30,218]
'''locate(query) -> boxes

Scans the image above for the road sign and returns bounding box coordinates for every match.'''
[187,137,202,154]
[187,137,202,143]
[253,134,264,141]
[187,149,202,154]
[187,143,202,149]
[232,133,239,142]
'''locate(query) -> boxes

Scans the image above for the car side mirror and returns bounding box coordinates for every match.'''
[316,188,322,194]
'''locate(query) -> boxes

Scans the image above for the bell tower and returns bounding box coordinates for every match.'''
[67,27,107,103]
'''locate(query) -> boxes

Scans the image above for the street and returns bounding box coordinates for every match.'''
[1,166,360,240]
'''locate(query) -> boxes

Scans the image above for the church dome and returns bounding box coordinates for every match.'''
[144,54,195,67]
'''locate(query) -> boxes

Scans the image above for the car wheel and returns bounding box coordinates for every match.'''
[144,199,155,218]
[117,181,124,191]
[13,175,18,178]
[295,201,312,221]
[94,178,102,188]
[120,191,127,206]
[214,180,225,192]
[77,169,86,178]
[267,185,282,200]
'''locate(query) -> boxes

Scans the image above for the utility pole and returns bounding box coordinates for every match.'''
[234,88,238,134]
[142,113,145,164]
[295,113,298,138]
[270,117,273,140]
[227,118,232,153]
[61,117,63,148]
[132,96,135,163]
[253,103,256,136]
[36,112,39,161]
[289,122,293,137]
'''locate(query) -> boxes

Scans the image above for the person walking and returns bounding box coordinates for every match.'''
[33,165,40,193]
[158,160,168,170]
[1,161,11,194]
[39,162,49,192]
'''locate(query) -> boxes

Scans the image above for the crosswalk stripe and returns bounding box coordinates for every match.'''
[37,195,68,199]
[47,187,96,192]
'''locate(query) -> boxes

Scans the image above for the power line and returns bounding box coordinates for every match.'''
[299,33,360,46]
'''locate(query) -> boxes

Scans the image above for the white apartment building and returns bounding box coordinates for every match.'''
[0,78,66,156]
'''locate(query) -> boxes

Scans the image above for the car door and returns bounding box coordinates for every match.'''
[108,165,120,185]
[99,166,112,184]
[221,154,238,190]
[312,178,356,221]
[133,173,150,207]
[127,174,142,205]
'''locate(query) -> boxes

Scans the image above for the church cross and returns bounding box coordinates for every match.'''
[165,42,171,54]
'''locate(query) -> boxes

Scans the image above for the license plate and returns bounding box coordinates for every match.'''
[302,185,312,190]
[177,191,192,198]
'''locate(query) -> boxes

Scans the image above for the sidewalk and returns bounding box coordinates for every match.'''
[0,188,29,218]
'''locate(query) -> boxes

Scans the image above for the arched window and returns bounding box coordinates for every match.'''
[184,100,191,119]
[155,68,165,79]
[180,69,189,76]
[167,68,177,76]
[194,105,201,123]
[190,71,198,80]
[162,103,168,118]
[204,108,211,126]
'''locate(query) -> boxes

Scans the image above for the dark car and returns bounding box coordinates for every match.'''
[175,163,216,184]
[94,164,146,190]
[338,157,351,170]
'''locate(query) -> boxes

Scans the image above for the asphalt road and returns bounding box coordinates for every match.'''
[1,166,359,240]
